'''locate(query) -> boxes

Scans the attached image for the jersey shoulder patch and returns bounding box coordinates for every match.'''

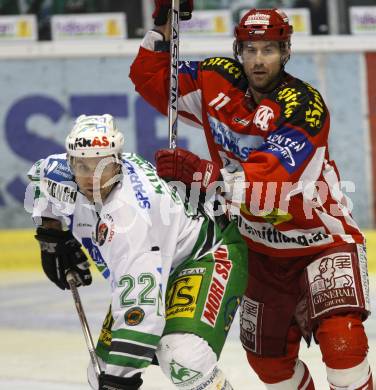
[273,76,328,137]
[43,154,74,182]
[200,57,247,90]
[41,154,77,206]
[179,61,200,80]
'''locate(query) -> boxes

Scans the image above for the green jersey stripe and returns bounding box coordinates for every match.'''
[191,216,222,260]
[96,342,110,362]
[190,218,210,258]
[196,218,215,258]
[107,352,152,368]
[112,329,160,346]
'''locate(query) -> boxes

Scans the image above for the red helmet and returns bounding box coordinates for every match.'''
[234,8,293,42]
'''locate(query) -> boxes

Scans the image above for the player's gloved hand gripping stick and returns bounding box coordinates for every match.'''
[153,0,193,26]
[35,227,92,290]
[155,0,220,191]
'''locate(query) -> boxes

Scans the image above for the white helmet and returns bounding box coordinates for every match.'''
[65,114,124,157]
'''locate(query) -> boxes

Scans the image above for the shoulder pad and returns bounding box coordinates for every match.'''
[274,78,327,137]
[122,153,159,175]
[179,61,200,80]
[27,158,44,182]
[122,154,188,209]
[200,57,247,89]
[40,154,77,206]
[43,155,74,182]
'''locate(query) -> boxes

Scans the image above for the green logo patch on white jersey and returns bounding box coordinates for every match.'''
[170,360,202,385]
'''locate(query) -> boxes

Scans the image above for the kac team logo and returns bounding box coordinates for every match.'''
[253,105,274,131]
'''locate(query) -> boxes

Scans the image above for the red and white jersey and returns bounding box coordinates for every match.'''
[129,30,364,257]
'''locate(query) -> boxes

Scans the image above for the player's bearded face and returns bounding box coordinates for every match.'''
[71,156,121,202]
[241,41,283,92]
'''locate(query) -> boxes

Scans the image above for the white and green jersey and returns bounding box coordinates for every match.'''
[28,152,218,377]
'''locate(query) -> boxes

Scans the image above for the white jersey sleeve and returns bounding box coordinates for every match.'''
[27,153,78,227]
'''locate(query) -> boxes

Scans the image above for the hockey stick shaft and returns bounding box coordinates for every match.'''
[66,271,101,378]
[168,0,180,149]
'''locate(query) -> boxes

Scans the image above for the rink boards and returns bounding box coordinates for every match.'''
[1,228,376,273]
[0,49,376,230]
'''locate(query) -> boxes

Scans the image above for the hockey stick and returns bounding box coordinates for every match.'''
[168,0,180,149]
[66,271,101,378]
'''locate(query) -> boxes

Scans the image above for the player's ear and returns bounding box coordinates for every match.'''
[280,41,291,67]
[233,40,243,63]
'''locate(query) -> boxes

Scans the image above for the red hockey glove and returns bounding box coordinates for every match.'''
[155,148,220,192]
[153,0,194,26]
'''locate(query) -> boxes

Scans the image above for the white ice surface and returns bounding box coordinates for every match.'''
[0,272,375,389]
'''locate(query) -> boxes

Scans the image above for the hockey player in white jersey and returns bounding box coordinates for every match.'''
[27,114,248,390]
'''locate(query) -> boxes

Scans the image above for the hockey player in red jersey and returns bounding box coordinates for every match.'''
[130,2,373,389]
